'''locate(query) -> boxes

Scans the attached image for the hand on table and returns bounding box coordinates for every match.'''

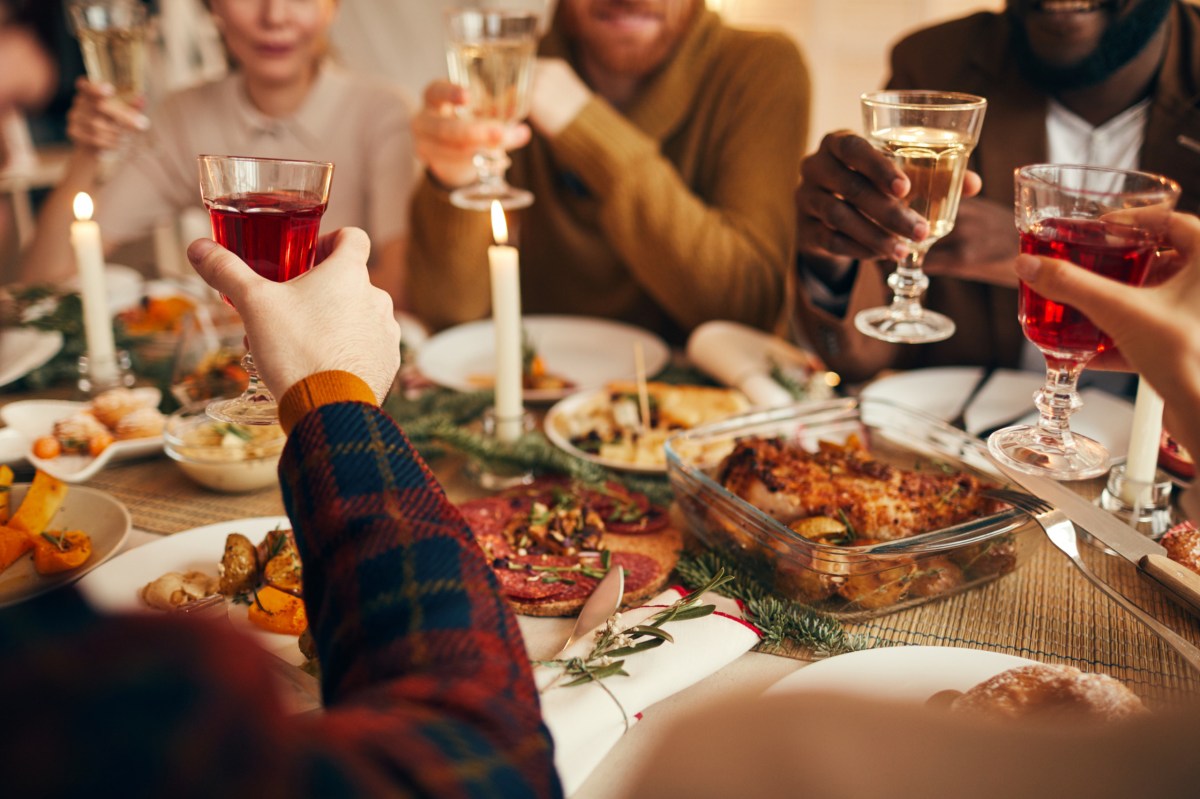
[66,77,149,153]
[412,80,532,190]
[186,228,401,403]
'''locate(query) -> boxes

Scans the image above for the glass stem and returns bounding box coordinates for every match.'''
[241,351,273,406]
[1033,359,1086,451]
[886,249,931,320]
[473,147,512,191]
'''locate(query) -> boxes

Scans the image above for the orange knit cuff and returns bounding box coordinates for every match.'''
[278,371,377,434]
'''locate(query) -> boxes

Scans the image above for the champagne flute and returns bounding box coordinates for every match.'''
[197,155,334,425]
[855,90,987,344]
[988,164,1180,479]
[444,8,540,211]
[67,0,149,108]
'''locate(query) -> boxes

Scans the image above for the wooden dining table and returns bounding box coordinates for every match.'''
[3,387,1199,798]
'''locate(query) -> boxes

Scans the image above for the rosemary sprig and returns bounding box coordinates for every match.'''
[40,531,69,552]
[674,550,865,658]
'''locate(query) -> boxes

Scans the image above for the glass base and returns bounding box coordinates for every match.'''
[206,392,280,426]
[853,306,955,344]
[450,183,533,212]
[987,424,1110,480]
[1098,463,1175,538]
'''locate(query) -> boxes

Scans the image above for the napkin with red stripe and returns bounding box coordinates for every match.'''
[535,586,761,794]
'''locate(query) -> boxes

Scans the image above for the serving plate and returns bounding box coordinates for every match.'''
[416,315,669,402]
[544,388,669,475]
[0,328,63,388]
[0,387,164,482]
[765,645,1037,703]
[0,483,131,608]
[76,516,303,664]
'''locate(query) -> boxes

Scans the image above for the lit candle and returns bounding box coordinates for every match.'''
[488,201,524,442]
[70,192,119,387]
[1122,377,1164,503]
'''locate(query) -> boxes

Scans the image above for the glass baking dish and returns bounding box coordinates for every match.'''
[665,397,1032,620]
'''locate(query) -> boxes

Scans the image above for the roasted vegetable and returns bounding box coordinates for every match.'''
[247,585,308,636]
[33,530,92,574]
[218,532,258,596]
[0,525,32,572]
[9,470,68,537]
[0,464,12,523]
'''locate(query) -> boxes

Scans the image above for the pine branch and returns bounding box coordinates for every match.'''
[675,550,866,658]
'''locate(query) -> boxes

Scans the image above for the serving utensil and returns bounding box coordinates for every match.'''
[552,565,624,660]
[989,487,1200,673]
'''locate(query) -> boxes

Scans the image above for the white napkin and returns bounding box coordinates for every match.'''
[687,320,821,408]
[536,586,761,795]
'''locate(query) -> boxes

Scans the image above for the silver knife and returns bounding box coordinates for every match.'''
[995,461,1200,618]
[551,565,625,659]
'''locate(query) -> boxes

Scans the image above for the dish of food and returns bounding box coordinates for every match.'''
[861,366,1133,459]
[544,382,751,474]
[666,398,1031,619]
[164,404,285,493]
[76,516,303,663]
[1,387,164,483]
[458,476,682,617]
[765,646,1037,703]
[416,316,670,401]
[0,328,63,388]
[0,479,131,608]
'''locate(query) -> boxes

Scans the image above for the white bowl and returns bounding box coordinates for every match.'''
[164,404,284,493]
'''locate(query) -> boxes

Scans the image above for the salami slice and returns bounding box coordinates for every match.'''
[494,554,600,600]
[459,497,516,558]
[608,551,663,594]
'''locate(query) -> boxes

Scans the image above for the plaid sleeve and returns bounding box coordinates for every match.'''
[0,401,560,799]
[279,400,561,797]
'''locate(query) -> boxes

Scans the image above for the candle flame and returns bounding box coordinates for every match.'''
[490,200,508,245]
[73,192,94,222]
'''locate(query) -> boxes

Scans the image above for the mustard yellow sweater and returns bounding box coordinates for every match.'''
[408,8,810,344]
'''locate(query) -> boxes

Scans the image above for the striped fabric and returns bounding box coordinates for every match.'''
[0,401,561,798]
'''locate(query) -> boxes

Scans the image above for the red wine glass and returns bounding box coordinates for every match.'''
[988,164,1180,479]
[197,154,334,425]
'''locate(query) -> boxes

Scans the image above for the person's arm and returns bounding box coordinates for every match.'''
[534,37,807,332]
[362,83,417,309]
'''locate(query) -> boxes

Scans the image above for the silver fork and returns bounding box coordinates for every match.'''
[989,488,1200,673]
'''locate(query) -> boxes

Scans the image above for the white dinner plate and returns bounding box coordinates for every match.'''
[416,315,670,402]
[0,328,63,388]
[543,387,667,475]
[861,366,1133,461]
[0,483,131,608]
[63,262,144,313]
[76,516,304,664]
[0,387,164,483]
[765,645,1037,703]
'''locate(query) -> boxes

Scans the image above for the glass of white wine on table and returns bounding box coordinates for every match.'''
[855,90,987,344]
[444,8,540,211]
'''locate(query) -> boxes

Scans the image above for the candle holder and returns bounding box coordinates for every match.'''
[77,348,135,397]
[466,407,536,491]
[1098,462,1175,538]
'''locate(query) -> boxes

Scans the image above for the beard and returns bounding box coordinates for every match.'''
[1008,0,1174,91]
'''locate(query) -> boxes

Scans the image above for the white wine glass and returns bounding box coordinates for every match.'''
[855,90,987,344]
[445,8,540,211]
[67,0,149,108]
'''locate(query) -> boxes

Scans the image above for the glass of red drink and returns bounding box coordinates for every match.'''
[988,164,1179,479]
[197,154,334,425]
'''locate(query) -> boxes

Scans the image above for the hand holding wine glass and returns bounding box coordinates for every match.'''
[988,165,1181,480]
[443,8,541,211]
[854,90,987,344]
[197,154,334,425]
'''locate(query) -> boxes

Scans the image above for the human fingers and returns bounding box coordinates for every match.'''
[73,78,149,130]
[313,227,370,266]
[423,80,467,113]
[962,170,982,199]
[186,238,270,307]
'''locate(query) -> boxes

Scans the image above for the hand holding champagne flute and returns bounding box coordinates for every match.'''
[444,8,540,211]
[67,0,148,108]
[988,164,1180,479]
[198,155,334,425]
[855,90,987,344]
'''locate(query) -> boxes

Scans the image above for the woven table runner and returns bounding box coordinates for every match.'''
[87,455,285,533]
